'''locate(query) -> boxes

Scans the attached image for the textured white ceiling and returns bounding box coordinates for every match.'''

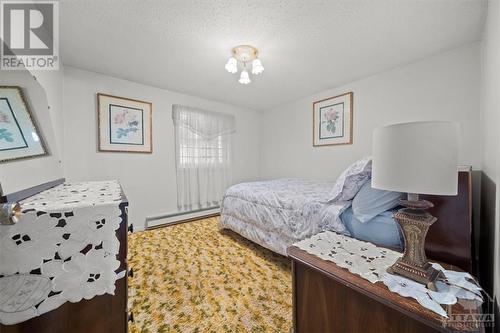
[60,0,486,111]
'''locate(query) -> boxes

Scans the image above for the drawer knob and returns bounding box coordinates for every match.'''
[128,224,134,233]
[128,268,134,278]
[128,312,134,322]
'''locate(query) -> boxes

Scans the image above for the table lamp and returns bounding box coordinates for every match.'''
[372,121,459,291]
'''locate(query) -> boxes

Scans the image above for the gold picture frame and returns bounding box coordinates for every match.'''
[97,93,153,153]
[0,86,48,163]
[313,92,353,147]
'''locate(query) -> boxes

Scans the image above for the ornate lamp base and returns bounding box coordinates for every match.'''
[387,197,443,291]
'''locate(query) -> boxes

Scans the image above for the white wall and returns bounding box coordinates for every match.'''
[31,67,66,162]
[0,69,64,193]
[260,43,481,181]
[480,0,500,311]
[62,67,261,230]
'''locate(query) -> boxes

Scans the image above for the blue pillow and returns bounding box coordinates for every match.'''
[341,207,403,250]
[352,180,402,223]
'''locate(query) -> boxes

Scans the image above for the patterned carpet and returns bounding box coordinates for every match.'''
[127,217,292,333]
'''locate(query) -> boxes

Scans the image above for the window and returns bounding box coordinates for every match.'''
[172,105,235,210]
[178,130,225,167]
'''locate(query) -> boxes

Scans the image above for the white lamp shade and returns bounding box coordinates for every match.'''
[372,121,459,196]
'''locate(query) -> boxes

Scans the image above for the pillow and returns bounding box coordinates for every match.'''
[341,207,403,250]
[329,157,372,202]
[352,180,403,223]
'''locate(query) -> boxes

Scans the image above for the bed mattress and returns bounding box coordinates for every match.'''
[219,179,350,255]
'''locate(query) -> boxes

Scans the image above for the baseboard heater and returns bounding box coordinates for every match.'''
[145,206,220,230]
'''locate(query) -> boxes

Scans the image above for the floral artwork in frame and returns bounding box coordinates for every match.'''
[97,93,152,153]
[0,86,47,163]
[313,92,353,146]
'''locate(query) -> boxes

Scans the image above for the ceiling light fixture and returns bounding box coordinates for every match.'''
[225,45,264,84]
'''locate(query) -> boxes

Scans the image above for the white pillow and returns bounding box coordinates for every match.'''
[352,181,403,223]
[329,157,372,202]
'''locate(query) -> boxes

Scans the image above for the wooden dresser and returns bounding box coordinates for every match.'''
[0,179,130,333]
[288,246,483,333]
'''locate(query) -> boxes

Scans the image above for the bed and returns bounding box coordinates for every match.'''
[219,166,474,274]
[219,178,351,255]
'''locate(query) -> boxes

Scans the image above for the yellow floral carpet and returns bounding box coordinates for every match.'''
[128,217,292,333]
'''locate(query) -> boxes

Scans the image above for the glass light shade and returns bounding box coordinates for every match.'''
[239,70,251,84]
[225,57,238,73]
[251,59,264,75]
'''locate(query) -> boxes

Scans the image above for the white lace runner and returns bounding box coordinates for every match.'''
[0,181,124,325]
[294,232,483,317]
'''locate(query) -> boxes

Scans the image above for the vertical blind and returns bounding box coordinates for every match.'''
[172,104,235,211]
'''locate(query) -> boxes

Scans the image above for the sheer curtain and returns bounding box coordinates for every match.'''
[172,104,235,211]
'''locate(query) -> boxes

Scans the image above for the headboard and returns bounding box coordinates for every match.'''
[422,167,472,273]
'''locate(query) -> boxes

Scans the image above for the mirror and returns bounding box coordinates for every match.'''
[0,65,63,195]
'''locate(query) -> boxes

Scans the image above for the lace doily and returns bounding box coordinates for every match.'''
[0,181,125,325]
[294,232,483,317]
[21,180,123,209]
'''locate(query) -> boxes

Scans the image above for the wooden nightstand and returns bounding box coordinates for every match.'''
[288,246,483,333]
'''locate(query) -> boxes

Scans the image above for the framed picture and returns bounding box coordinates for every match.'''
[313,92,353,146]
[97,93,153,153]
[0,86,47,163]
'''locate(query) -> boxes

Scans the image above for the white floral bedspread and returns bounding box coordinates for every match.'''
[0,181,124,325]
[219,179,350,255]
